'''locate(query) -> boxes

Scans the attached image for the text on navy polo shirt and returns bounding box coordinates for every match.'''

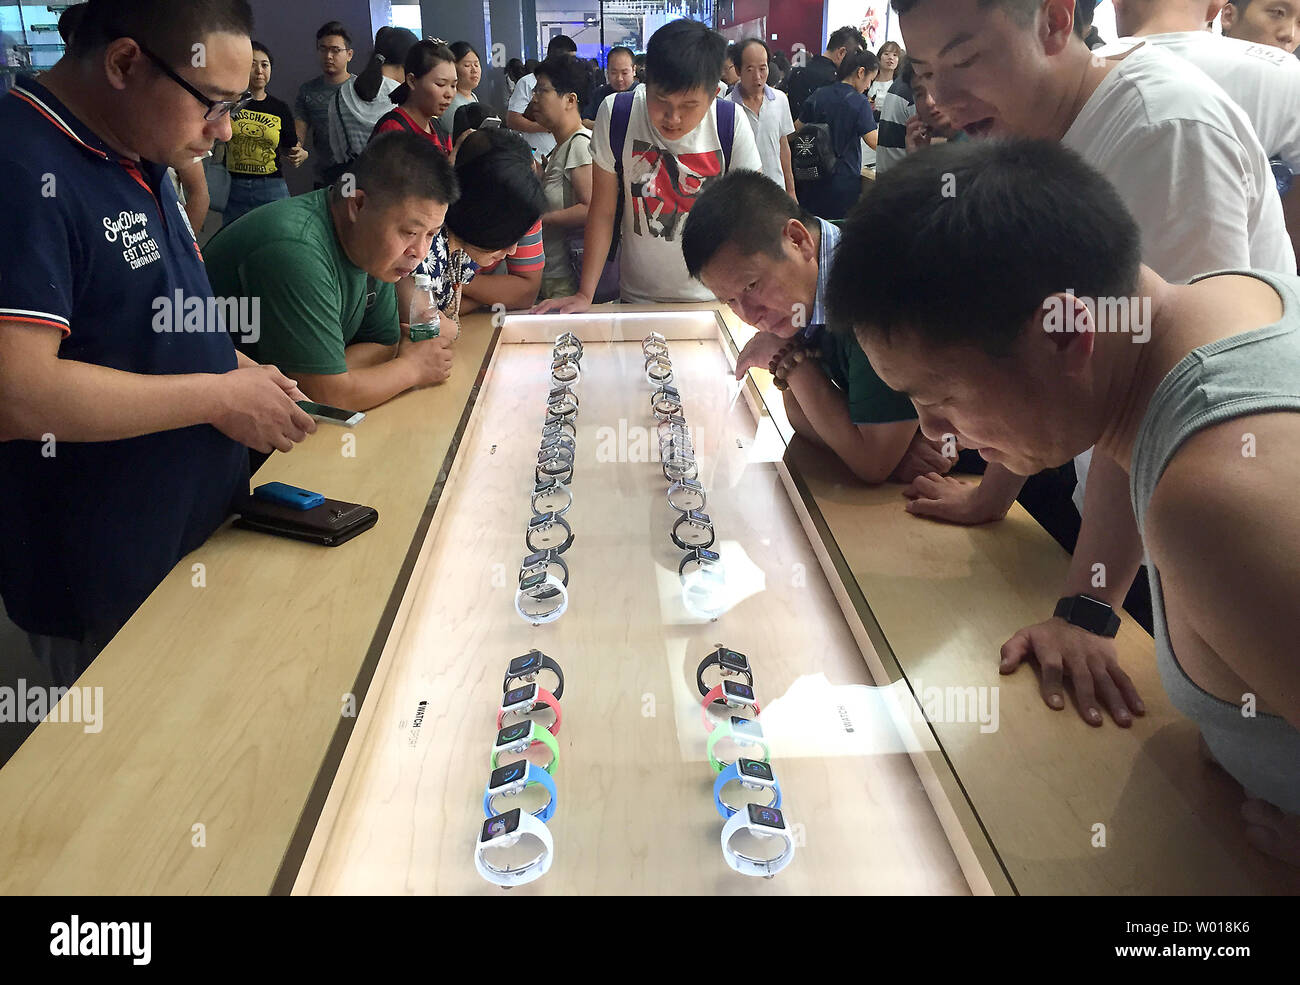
[0,77,249,641]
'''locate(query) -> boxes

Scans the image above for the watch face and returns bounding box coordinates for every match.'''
[718,648,749,673]
[508,652,543,676]
[489,762,528,790]
[503,683,537,707]
[496,723,531,746]
[688,510,710,524]
[739,758,773,782]
[529,512,555,528]
[748,803,785,830]
[730,716,763,738]
[723,681,755,702]
[537,448,558,464]
[481,808,522,843]
[695,548,721,563]
[519,571,549,591]
[521,551,547,567]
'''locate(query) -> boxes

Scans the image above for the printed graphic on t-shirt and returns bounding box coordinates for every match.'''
[626,143,724,242]
[102,209,161,270]
[229,108,284,175]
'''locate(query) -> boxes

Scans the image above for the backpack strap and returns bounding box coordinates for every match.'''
[608,90,635,257]
[715,97,736,172]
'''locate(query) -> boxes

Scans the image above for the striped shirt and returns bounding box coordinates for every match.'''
[874,77,914,176]
[477,218,545,275]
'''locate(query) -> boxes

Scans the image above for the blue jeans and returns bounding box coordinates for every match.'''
[223,176,290,225]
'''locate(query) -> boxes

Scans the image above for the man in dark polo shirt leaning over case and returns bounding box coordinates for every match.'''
[0,0,315,687]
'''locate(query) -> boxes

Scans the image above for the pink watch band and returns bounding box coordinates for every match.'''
[497,685,562,735]
[701,684,761,733]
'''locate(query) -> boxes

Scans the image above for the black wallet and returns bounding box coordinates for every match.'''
[234,497,378,547]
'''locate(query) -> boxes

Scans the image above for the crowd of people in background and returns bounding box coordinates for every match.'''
[3,0,1300,865]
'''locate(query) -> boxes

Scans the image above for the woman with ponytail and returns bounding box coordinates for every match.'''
[325,26,418,181]
[370,40,458,155]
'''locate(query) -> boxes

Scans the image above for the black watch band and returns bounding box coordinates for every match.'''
[695,646,754,698]
[526,513,574,554]
[503,649,565,701]
[1054,594,1120,638]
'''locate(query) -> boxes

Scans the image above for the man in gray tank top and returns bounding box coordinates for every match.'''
[827,138,1300,866]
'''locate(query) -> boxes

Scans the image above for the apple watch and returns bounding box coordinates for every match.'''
[490,719,559,774]
[525,511,574,554]
[642,331,666,349]
[553,332,583,361]
[503,648,565,699]
[537,444,575,467]
[657,414,688,439]
[1054,594,1120,638]
[535,457,574,485]
[701,679,760,733]
[707,714,771,772]
[539,432,576,455]
[551,357,581,386]
[713,757,782,819]
[679,546,722,579]
[642,337,669,357]
[697,645,753,697]
[515,570,568,624]
[645,357,674,387]
[542,418,577,441]
[531,478,572,517]
[546,387,579,419]
[667,477,706,513]
[483,761,558,823]
[497,681,562,734]
[475,807,554,887]
[671,509,715,550]
[720,803,796,878]
[519,550,568,596]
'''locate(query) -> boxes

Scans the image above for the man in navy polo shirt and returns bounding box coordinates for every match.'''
[0,0,315,686]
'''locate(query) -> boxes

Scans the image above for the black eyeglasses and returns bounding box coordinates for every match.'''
[130,37,253,121]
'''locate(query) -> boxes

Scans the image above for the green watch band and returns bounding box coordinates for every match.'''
[491,723,560,775]
[707,718,772,773]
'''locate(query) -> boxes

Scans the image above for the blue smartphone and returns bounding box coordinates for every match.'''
[253,482,326,511]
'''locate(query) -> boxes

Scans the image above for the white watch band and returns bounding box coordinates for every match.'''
[474,810,555,887]
[515,573,569,625]
[720,808,796,878]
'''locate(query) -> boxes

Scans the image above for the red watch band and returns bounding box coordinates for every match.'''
[497,685,562,735]
[701,684,761,733]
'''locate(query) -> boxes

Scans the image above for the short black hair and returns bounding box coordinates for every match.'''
[645,19,727,95]
[826,25,866,54]
[58,2,87,44]
[316,20,351,47]
[891,0,1041,25]
[826,139,1142,356]
[535,53,589,98]
[452,101,492,142]
[71,0,254,64]
[251,40,271,67]
[682,169,811,279]
[348,130,460,208]
[607,45,635,64]
[730,37,770,71]
[447,128,546,249]
[837,48,879,81]
[547,34,577,57]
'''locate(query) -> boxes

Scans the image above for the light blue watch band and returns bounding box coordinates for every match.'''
[713,761,782,819]
[483,761,558,823]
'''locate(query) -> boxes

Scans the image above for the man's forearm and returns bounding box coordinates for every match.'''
[344,342,398,371]
[461,273,541,311]
[543,203,588,228]
[507,111,548,135]
[1064,451,1145,606]
[1,358,218,442]
[783,361,904,483]
[296,358,425,412]
[970,462,1026,516]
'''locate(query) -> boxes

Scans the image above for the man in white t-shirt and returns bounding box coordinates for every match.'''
[1109,0,1300,264]
[888,0,1295,733]
[727,38,797,199]
[532,18,761,308]
[507,35,578,157]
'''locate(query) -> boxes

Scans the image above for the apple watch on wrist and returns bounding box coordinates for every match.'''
[720,803,796,878]
[671,509,715,550]
[515,570,568,624]
[475,807,554,887]
[525,511,574,554]
[713,757,782,819]
[531,477,572,517]
[707,714,771,772]
[696,645,753,697]
[701,679,760,733]
[497,681,562,735]
[490,719,559,774]
[503,648,565,700]
[1054,593,1120,638]
[667,477,707,513]
[483,761,558,823]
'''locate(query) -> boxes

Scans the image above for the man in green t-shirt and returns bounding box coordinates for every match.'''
[205,131,457,410]
[682,169,954,484]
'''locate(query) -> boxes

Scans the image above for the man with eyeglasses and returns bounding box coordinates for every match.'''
[0,0,315,687]
[295,21,355,191]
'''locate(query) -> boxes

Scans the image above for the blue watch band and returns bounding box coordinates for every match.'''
[713,761,782,820]
[483,762,558,823]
